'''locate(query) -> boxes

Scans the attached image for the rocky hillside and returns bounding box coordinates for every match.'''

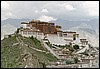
[1,34,58,68]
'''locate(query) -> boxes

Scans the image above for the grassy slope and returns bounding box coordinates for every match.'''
[1,35,58,68]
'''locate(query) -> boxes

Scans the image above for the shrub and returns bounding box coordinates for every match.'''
[66,60,74,64]
[74,57,79,64]
[66,45,74,52]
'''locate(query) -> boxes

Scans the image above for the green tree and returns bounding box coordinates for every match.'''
[73,45,79,50]
[74,57,79,64]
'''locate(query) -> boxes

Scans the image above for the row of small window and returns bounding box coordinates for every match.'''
[23,31,42,35]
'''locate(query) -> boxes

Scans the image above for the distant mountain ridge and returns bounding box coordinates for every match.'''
[69,23,99,47]
[1,18,31,28]
[53,18,99,33]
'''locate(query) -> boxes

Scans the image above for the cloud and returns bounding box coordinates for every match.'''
[1,1,14,20]
[1,12,16,20]
[34,10,39,13]
[82,1,99,16]
[41,8,48,13]
[1,1,99,20]
[1,1,10,9]
[37,15,57,22]
[64,4,76,11]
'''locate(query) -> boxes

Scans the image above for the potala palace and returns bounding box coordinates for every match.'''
[18,20,88,47]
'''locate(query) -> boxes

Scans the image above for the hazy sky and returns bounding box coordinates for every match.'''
[1,1,99,21]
